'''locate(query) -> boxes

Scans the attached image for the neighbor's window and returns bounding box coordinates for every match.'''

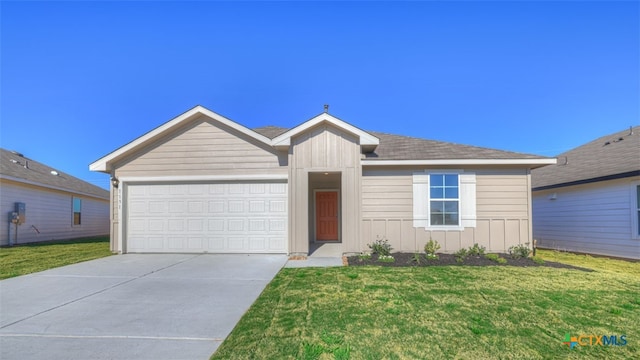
[73,197,82,225]
[637,185,640,236]
[430,174,459,226]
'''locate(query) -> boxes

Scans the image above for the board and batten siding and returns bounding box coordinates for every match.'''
[361,168,532,253]
[0,180,109,246]
[533,177,640,259]
[289,124,362,254]
[114,117,287,178]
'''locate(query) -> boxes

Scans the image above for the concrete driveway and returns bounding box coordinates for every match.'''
[0,254,287,360]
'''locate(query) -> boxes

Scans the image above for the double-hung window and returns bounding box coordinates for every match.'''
[73,197,82,226]
[430,174,459,226]
[636,185,640,237]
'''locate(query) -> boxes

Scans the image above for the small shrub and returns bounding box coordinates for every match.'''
[509,243,531,259]
[368,236,393,256]
[454,248,468,263]
[378,255,395,263]
[408,252,423,265]
[358,253,372,261]
[485,253,507,264]
[468,243,486,256]
[424,239,441,260]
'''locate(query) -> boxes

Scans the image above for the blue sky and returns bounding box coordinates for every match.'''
[1,1,638,190]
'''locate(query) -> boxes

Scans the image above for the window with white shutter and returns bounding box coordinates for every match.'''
[413,170,476,230]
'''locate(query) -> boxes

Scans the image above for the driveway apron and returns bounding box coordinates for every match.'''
[0,254,287,360]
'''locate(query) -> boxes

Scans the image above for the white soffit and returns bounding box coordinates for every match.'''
[89,106,273,172]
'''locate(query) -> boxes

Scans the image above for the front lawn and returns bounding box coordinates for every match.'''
[0,236,111,279]
[212,250,639,359]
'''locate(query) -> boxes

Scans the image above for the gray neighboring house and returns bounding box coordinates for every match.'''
[90,105,555,255]
[0,148,110,246]
[532,126,640,259]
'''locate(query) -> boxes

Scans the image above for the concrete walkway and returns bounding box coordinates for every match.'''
[0,254,287,360]
[284,242,345,268]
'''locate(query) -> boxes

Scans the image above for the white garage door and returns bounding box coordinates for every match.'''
[126,182,287,253]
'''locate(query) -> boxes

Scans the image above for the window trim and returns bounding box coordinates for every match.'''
[72,197,82,226]
[632,181,640,239]
[413,169,476,231]
[428,173,461,228]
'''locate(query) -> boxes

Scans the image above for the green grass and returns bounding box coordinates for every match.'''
[0,236,111,279]
[212,249,639,359]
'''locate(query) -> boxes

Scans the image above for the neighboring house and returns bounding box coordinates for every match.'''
[532,126,640,260]
[0,148,110,246]
[90,105,554,255]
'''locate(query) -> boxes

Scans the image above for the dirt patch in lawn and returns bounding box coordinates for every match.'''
[347,253,592,271]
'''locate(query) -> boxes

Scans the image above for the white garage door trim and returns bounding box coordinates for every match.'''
[123,180,288,254]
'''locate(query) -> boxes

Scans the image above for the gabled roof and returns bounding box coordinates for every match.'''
[254,127,554,167]
[90,106,273,172]
[532,126,640,190]
[270,112,379,152]
[92,105,554,174]
[0,148,109,199]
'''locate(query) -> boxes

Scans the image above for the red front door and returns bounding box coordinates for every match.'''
[316,191,339,241]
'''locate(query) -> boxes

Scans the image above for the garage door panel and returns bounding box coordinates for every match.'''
[126,182,287,253]
[208,219,224,231]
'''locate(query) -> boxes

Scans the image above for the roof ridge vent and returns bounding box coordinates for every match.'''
[11,150,24,157]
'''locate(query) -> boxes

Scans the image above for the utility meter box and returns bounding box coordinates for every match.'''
[14,202,25,225]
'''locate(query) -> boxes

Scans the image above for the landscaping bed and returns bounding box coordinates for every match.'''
[347,252,591,271]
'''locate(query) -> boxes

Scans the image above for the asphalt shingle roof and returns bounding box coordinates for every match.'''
[253,126,548,160]
[0,148,109,199]
[531,126,640,189]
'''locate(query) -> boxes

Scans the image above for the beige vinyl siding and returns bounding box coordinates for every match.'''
[289,124,362,254]
[0,180,109,246]
[115,117,287,177]
[110,117,287,253]
[533,177,640,259]
[361,168,532,253]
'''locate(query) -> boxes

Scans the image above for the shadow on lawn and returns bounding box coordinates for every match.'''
[1,236,109,248]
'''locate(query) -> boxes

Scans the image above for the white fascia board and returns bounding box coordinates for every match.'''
[0,174,110,200]
[362,158,558,166]
[117,174,288,183]
[271,113,379,147]
[89,105,273,173]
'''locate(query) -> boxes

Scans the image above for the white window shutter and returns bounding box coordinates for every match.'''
[460,172,476,228]
[413,172,429,228]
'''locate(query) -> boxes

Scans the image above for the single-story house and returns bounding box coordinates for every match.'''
[90,105,555,255]
[532,126,640,259]
[0,148,110,246]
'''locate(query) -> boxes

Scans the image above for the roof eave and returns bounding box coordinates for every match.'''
[0,174,110,200]
[89,105,273,173]
[533,170,640,191]
[270,113,379,151]
[361,158,557,167]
